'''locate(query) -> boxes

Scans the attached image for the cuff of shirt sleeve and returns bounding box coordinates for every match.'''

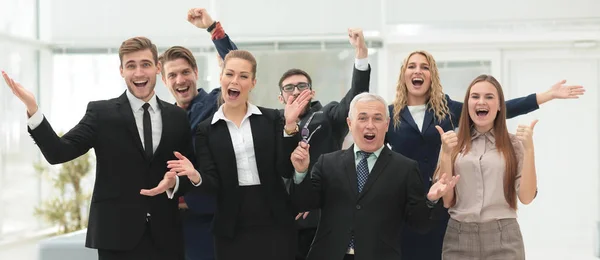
[354,58,369,71]
[166,177,180,199]
[27,109,44,130]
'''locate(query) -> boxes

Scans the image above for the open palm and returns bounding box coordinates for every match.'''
[2,71,38,115]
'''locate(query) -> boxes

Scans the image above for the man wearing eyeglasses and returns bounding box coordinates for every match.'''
[278,28,371,260]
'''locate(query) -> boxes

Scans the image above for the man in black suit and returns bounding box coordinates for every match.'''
[2,37,200,260]
[289,92,460,260]
[277,28,371,260]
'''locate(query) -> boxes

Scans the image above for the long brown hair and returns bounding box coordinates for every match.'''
[451,74,519,209]
[392,50,450,128]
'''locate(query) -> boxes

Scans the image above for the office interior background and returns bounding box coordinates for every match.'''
[0,0,599,259]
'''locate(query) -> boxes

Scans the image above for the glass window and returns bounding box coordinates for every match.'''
[0,40,41,239]
[437,60,492,101]
[0,0,37,39]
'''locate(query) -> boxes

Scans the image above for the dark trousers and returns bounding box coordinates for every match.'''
[343,254,354,260]
[97,220,183,260]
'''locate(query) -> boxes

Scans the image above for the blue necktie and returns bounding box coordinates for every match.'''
[356,151,372,193]
[348,151,372,251]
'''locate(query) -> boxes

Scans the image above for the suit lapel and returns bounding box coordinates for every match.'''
[152,98,171,161]
[358,147,392,201]
[343,146,358,198]
[212,120,239,184]
[421,107,434,134]
[116,93,145,158]
[400,107,420,134]
[250,113,269,186]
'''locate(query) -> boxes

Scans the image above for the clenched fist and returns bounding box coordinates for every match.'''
[187,8,215,29]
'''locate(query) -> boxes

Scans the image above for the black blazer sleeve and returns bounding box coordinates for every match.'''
[28,102,98,164]
[322,65,371,132]
[404,160,445,234]
[291,154,324,211]
[193,121,220,195]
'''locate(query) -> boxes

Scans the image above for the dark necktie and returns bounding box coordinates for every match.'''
[142,103,153,158]
[356,151,372,193]
[348,150,372,251]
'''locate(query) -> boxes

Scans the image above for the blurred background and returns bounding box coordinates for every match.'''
[0,0,599,259]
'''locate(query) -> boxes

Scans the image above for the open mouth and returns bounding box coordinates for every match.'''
[133,80,148,88]
[411,78,424,87]
[476,108,489,117]
[175,86,190,94]
[228,88,241,98]
[364,133,375,141]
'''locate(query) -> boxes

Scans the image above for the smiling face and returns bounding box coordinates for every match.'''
[347,99,389,153]
[220,57,256,108]
[403,53,432,102]
[162,58,199,108]
[468,81,500,132]
[119,49,159,102]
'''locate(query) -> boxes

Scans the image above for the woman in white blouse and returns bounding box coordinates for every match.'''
[168,50,311,260]
[435,74,539,260]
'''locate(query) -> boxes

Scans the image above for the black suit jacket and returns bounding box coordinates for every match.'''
[28,92,195,255]
[292,146,444,260]
[193,106,301,238]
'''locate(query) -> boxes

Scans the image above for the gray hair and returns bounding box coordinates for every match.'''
[348,92,390,119]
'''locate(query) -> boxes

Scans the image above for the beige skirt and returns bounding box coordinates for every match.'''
[442,218,525,260]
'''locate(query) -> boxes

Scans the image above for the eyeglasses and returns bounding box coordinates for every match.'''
[301,111,323,144]
[281,82,311,93]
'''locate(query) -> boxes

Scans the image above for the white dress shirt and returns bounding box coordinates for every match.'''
[126,90,162,153]
[407,104,427,132]
[211,103,263,186]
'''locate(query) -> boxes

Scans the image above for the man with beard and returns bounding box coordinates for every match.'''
[156,8,238,260]
[275,29,371,259]
[192,8,371,259]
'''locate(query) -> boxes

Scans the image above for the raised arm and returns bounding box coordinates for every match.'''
[324,28,371,128]
[3,71,96,164]
[515,120,539,205]
[187,8,238,60]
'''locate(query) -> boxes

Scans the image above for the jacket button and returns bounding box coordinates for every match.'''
[356,205,361,210]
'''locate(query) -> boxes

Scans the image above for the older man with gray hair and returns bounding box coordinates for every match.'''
[289,92,459,260]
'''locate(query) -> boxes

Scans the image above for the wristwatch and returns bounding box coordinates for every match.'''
[284,124,299,135]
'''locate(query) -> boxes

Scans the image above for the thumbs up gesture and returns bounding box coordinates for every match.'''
[436,125,458,155]
[516,120,538,151]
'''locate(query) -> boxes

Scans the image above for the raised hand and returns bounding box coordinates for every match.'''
[348,28,366,49]
[167,151,201,184]
[284,89,313,125]
[427,172,460,201]
[516,119,538,151]
[140,171,177,196]
[291,141,310,173]
[2,71,38,116]
[549,80,585,99]
[187,8,215,29]
[435,125,457,155]
[348,28,367,59]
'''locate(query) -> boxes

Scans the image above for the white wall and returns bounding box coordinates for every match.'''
[49,0,382,47]
[386,0,600,23]
[503,48,600,259]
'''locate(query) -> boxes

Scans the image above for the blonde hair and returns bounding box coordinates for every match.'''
[391,50,450,128]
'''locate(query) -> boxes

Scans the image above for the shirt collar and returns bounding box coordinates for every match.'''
[471,127,496,144]
[126,90,159,112]
[211,103,262,125]
[353,144,385,159]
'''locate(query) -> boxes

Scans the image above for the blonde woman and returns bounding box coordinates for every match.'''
[387,50,584,260]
